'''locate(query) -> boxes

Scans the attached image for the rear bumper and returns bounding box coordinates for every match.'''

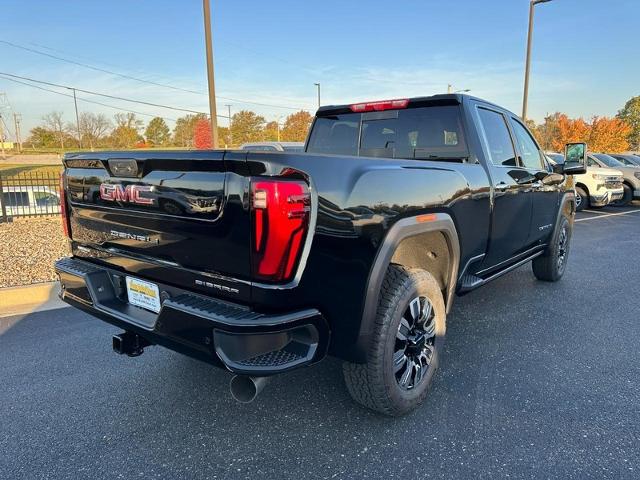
[55,257,329,376]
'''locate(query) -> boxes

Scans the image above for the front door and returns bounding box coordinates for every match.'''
[509,117,560,244]
[475,106,533,269]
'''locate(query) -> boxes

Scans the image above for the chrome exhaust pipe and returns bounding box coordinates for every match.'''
[229,375,270,403]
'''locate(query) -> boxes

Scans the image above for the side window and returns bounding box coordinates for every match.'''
[587,156,599,167]
[477,108,517,167]
[510,119,543,170]
[2,192,29,207]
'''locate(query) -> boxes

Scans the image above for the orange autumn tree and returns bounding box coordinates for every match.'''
[587,116,631,153]
[551,114,590,152]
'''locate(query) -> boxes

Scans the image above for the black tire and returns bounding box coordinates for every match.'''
[574,186,588,212]
[532,215,572,282]
[343,265,446,416]
[615,184,633,206]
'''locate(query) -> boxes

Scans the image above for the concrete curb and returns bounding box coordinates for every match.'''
[0,281,67,317]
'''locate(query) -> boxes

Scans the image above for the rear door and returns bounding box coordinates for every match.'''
[475,106,533,268]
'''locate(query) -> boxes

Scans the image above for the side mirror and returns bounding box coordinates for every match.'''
[563,142,587,175]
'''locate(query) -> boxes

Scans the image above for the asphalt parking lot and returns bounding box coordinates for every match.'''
[1,204,639,480]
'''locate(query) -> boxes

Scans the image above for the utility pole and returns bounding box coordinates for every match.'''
[203,0,219,148]
[522,0,553,121]
[71,88,82,148]
[225,104,232,145]
[13,113,22,152]
[314,83,321,109]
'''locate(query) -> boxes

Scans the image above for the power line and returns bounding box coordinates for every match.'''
[0,71,208,115]
[0,39,205,96]
[0,74,179,122]
[0,39,310,111]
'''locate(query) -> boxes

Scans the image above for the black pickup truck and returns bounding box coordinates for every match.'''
[55,94,587,416]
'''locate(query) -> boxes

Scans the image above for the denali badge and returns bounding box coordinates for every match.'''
[100,184,154,205]
[110,229,156,243]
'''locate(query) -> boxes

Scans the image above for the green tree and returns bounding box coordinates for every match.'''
[617,96,640,150]
[26,127,57,149]
[172,113,207,147]
[280,110,313,142]
[144,117,170,146]
[110,113,143,148]
[230,110,265,144]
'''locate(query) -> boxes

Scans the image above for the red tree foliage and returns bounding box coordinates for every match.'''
[193,118,212,149]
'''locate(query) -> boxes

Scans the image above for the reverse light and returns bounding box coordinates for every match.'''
[349,99,409,113]
[59,173,71,238]
[251,178,311,282]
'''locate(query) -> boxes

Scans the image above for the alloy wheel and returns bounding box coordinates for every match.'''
[557,225,568,272]
[575,191,582,209]
[393,296,436,390]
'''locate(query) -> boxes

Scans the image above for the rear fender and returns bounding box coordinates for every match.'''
[356,213,460,355]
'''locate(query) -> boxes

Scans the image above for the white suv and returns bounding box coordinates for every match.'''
[546,153,623,211]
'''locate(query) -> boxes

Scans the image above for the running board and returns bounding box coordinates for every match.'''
[458,250,544,294]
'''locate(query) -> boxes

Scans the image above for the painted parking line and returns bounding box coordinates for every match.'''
[583,209,615,215]
[576,209,640,222]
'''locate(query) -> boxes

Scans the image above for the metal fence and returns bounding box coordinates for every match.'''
[0,172,62,222]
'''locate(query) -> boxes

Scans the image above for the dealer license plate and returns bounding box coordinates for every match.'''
[125,276,161,313]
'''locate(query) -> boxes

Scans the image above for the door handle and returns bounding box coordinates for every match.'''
[494,182,509,191]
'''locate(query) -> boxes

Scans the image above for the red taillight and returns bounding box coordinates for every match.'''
[59,173,71,238]
[251,178,311,282]
[349,98,409,112]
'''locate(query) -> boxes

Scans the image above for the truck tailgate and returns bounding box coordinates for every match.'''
[64,151,252,296]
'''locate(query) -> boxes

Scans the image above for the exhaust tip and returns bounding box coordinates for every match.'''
[229,375,269,403]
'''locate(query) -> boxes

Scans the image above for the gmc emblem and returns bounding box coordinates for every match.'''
[100,184,154,205]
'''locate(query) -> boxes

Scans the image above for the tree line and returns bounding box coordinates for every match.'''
[528,95,640,153]
[22,95,640,153]
[24,109,314,151]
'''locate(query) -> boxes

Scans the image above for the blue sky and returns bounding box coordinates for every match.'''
[0,0,638,137]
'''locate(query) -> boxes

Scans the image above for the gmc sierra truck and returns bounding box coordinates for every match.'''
[55,94,587,416]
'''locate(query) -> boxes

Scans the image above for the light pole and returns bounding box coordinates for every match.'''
[314,83,321,109]
[522,0,553,121]
[203,0,219,148]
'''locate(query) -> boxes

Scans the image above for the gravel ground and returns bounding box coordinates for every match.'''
[0,216,69,287]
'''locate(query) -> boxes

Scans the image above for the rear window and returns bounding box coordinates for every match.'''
[306,105,468,160]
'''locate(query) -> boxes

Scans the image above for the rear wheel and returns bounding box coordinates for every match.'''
[343,265,445,416]
[574,186,588,212]
[532,215,572,282]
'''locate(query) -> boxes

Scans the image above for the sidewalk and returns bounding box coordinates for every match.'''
[0,281,67,318]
